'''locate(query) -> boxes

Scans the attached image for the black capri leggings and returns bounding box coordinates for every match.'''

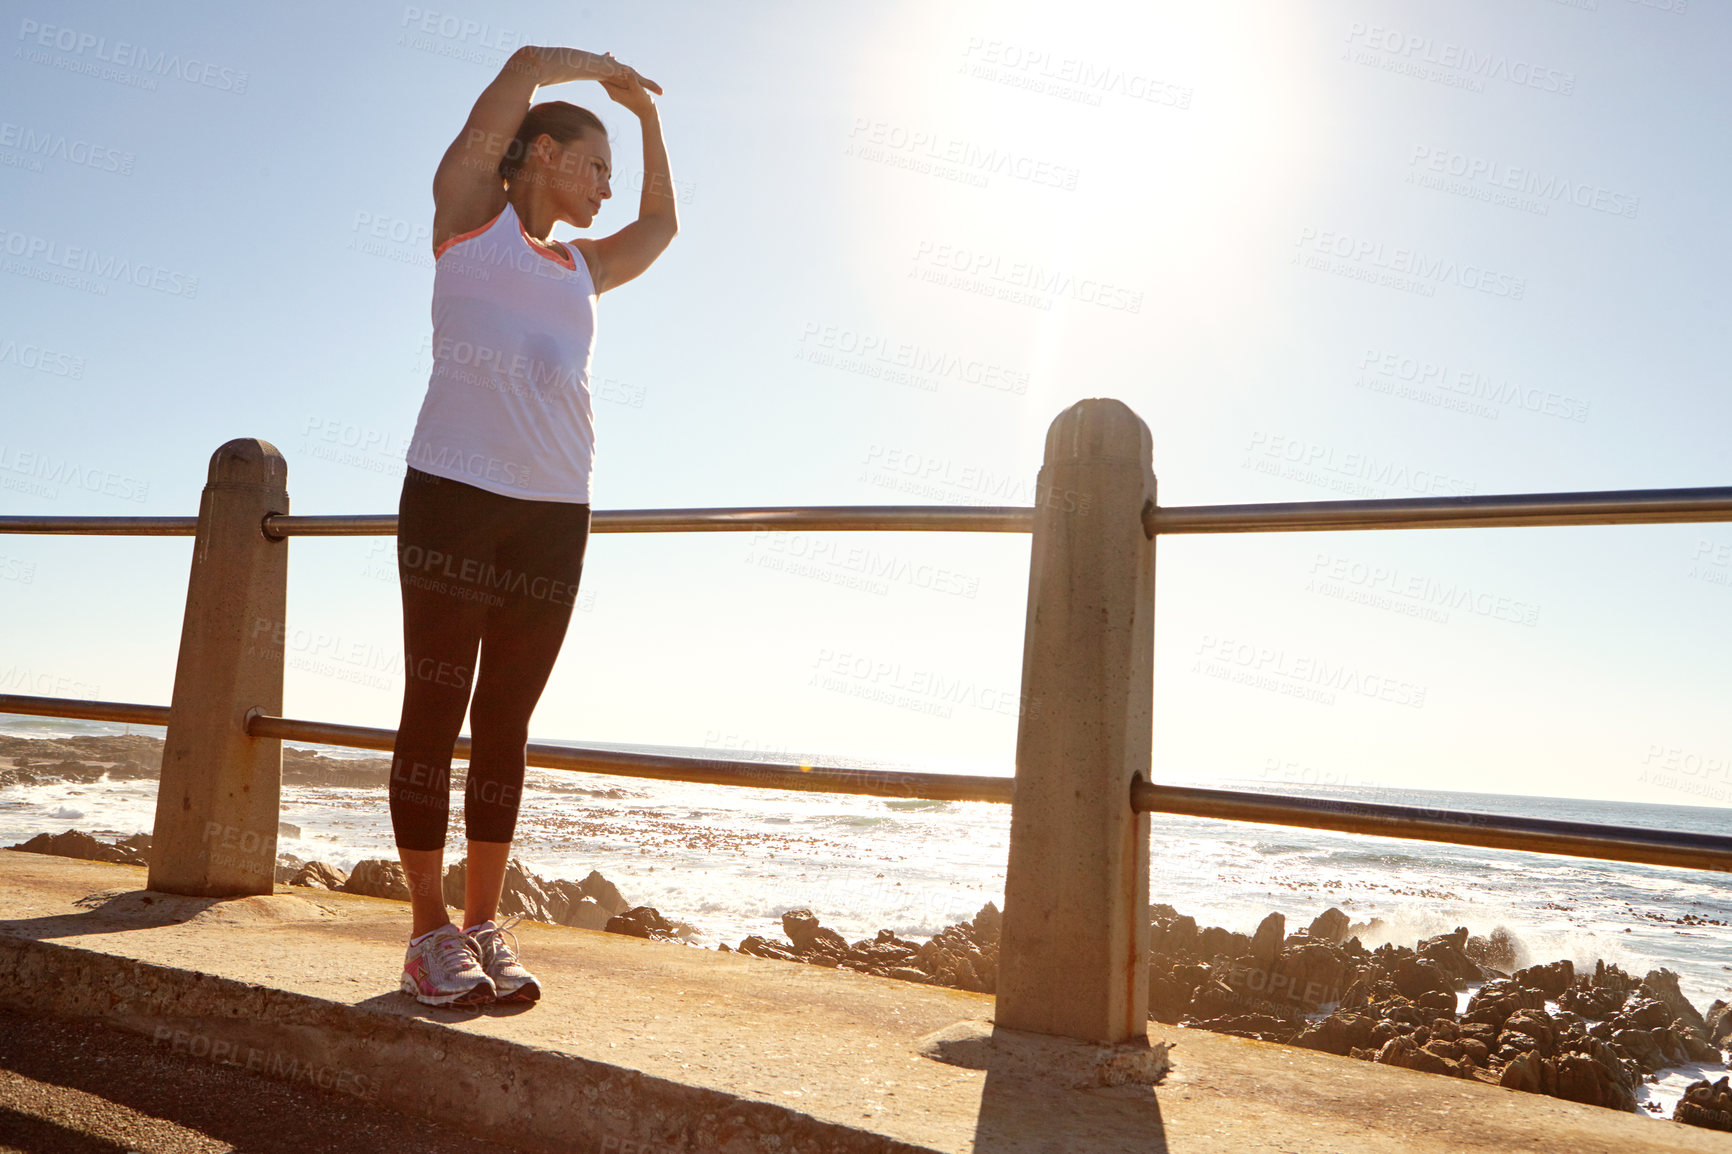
[389,466,591,852]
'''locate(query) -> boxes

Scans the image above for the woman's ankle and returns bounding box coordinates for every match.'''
[410,916,455,942]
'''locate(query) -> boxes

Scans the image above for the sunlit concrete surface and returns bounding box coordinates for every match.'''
[1,851,1723,1153]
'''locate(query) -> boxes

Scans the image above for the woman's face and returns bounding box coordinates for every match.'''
[531,129,612,229]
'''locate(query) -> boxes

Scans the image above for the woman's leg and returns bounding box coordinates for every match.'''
[389,468,499,938]
[460,498,592,929]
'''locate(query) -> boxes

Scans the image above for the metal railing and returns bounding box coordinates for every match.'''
[4,405,1731,1046]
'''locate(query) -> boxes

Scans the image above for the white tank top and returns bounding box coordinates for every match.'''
[406,199,598,502]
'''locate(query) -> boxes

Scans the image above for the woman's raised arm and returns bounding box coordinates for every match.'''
[581,67,678,293]
[431,47,661,254]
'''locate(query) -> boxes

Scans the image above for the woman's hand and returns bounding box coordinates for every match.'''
[598,61,660,117]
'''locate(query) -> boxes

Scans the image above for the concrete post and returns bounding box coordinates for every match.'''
[148,440,289,897]
[995,399,1156,1045]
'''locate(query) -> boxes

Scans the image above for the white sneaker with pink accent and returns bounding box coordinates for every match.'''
[400,922,495,1006]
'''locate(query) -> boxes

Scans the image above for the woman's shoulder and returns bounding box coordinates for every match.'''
[431,188,510,260]
[564,236,602,289]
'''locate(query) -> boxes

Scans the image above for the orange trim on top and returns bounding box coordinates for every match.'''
[518,219,576,270]
[434,207,505,260]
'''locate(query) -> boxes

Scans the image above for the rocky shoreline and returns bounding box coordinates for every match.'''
[4,735,1731,1131]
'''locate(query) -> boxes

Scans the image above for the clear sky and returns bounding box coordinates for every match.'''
[2,0,1728,806]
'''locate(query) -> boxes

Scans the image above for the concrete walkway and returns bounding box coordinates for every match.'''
[0,851,1723,1153]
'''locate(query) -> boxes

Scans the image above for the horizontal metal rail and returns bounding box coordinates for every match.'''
[0,694,171,727]
[5,486,1730,539]
[263,506,1037,537]
[4,694,1729,874]
[0,516,199,536]
[1148,486,1732,535]
[243,713,1015,803]
[1132,781,1732,873]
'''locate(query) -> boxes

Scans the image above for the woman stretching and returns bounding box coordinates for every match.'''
[390,45,677,1006]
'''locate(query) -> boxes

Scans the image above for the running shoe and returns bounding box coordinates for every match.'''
[467,914,541,1003]
[401,922,496,1006]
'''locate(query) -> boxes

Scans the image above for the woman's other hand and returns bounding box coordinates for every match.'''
[599,62,659,117]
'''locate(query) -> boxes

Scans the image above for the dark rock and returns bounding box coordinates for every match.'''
[737,935,803,961]
[1553,1053,1635,1112]
[342,859,411,901]
[1707,1002,1732,1046]
[287,861,348,890]
[1376,1034,1465,1078]
[1293,1011,1376,1056]
[7,828,147,867]
[1249,912,1284,970]
[970,902,1001,944]
[1150,911,1200,959]
[605,905,679,941]
[1513,959,1573,999]
[562,896,613,931]
[578,870,628,916]
[1391,956,1454,1002]
[1418,927,1481,988]
[1617,997,1672,1031]
[1306,907,1351,944]
[1499,1009,1558,1056]
[1641,968,1709,1040]
[1499,1049,1554,1095]
[1463,979,1546,1031]
[1271,942,1350,1011]
[1675,1077,1732,1132]
[1186,1013,1301,1043]
[781,908,849,954]
[1196,925,1251,960]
